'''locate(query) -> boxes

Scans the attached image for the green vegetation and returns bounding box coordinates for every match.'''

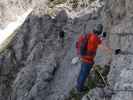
[48,0,97,9]
[89,0,97,3]
[48,0,66,8]
[67,65,110,100]
[66,88,81,100]
[47,0,67,16]
[47,0,98,16]
[52,0,66,5]
[69,0,79,9]
[66,77,98,100]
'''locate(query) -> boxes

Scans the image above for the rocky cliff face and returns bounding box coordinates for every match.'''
[1,0,133,100]
[83,0,133,100]
[103,0,133,100]
[0,7,68,99]
[0,0,103,99]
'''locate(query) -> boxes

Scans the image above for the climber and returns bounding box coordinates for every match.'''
[59,30,65,47]
[75,24,121,92]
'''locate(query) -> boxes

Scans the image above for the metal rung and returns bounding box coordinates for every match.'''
[110,33,133,36]
[120,51,133,55]
[111,89,133,94]
[113,89,133,92]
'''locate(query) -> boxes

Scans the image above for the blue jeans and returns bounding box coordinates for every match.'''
[77,62,93,91]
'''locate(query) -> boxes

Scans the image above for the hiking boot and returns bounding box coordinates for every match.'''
[76,86,89,93]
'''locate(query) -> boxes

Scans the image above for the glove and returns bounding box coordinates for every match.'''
[115,49,121,55]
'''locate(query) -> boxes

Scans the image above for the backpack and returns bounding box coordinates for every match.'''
[80,34,89,56]
[76,34,90,56]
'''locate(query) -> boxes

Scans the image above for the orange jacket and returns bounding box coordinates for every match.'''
[76,32,102,63]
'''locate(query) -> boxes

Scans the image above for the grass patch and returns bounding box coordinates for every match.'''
[69,0,79,9]
[48,0,66,8]
[66,88,81,100]
[86,76,97,90]
[67,65,110,100]
[89,0,97,3]
[66,78,98,100]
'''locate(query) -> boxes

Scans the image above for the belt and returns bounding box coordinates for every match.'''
[80,56,94,64]
[86,50,96,56]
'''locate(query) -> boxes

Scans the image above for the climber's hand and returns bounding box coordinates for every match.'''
[72,57,79,65]
[115,49,121,55]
